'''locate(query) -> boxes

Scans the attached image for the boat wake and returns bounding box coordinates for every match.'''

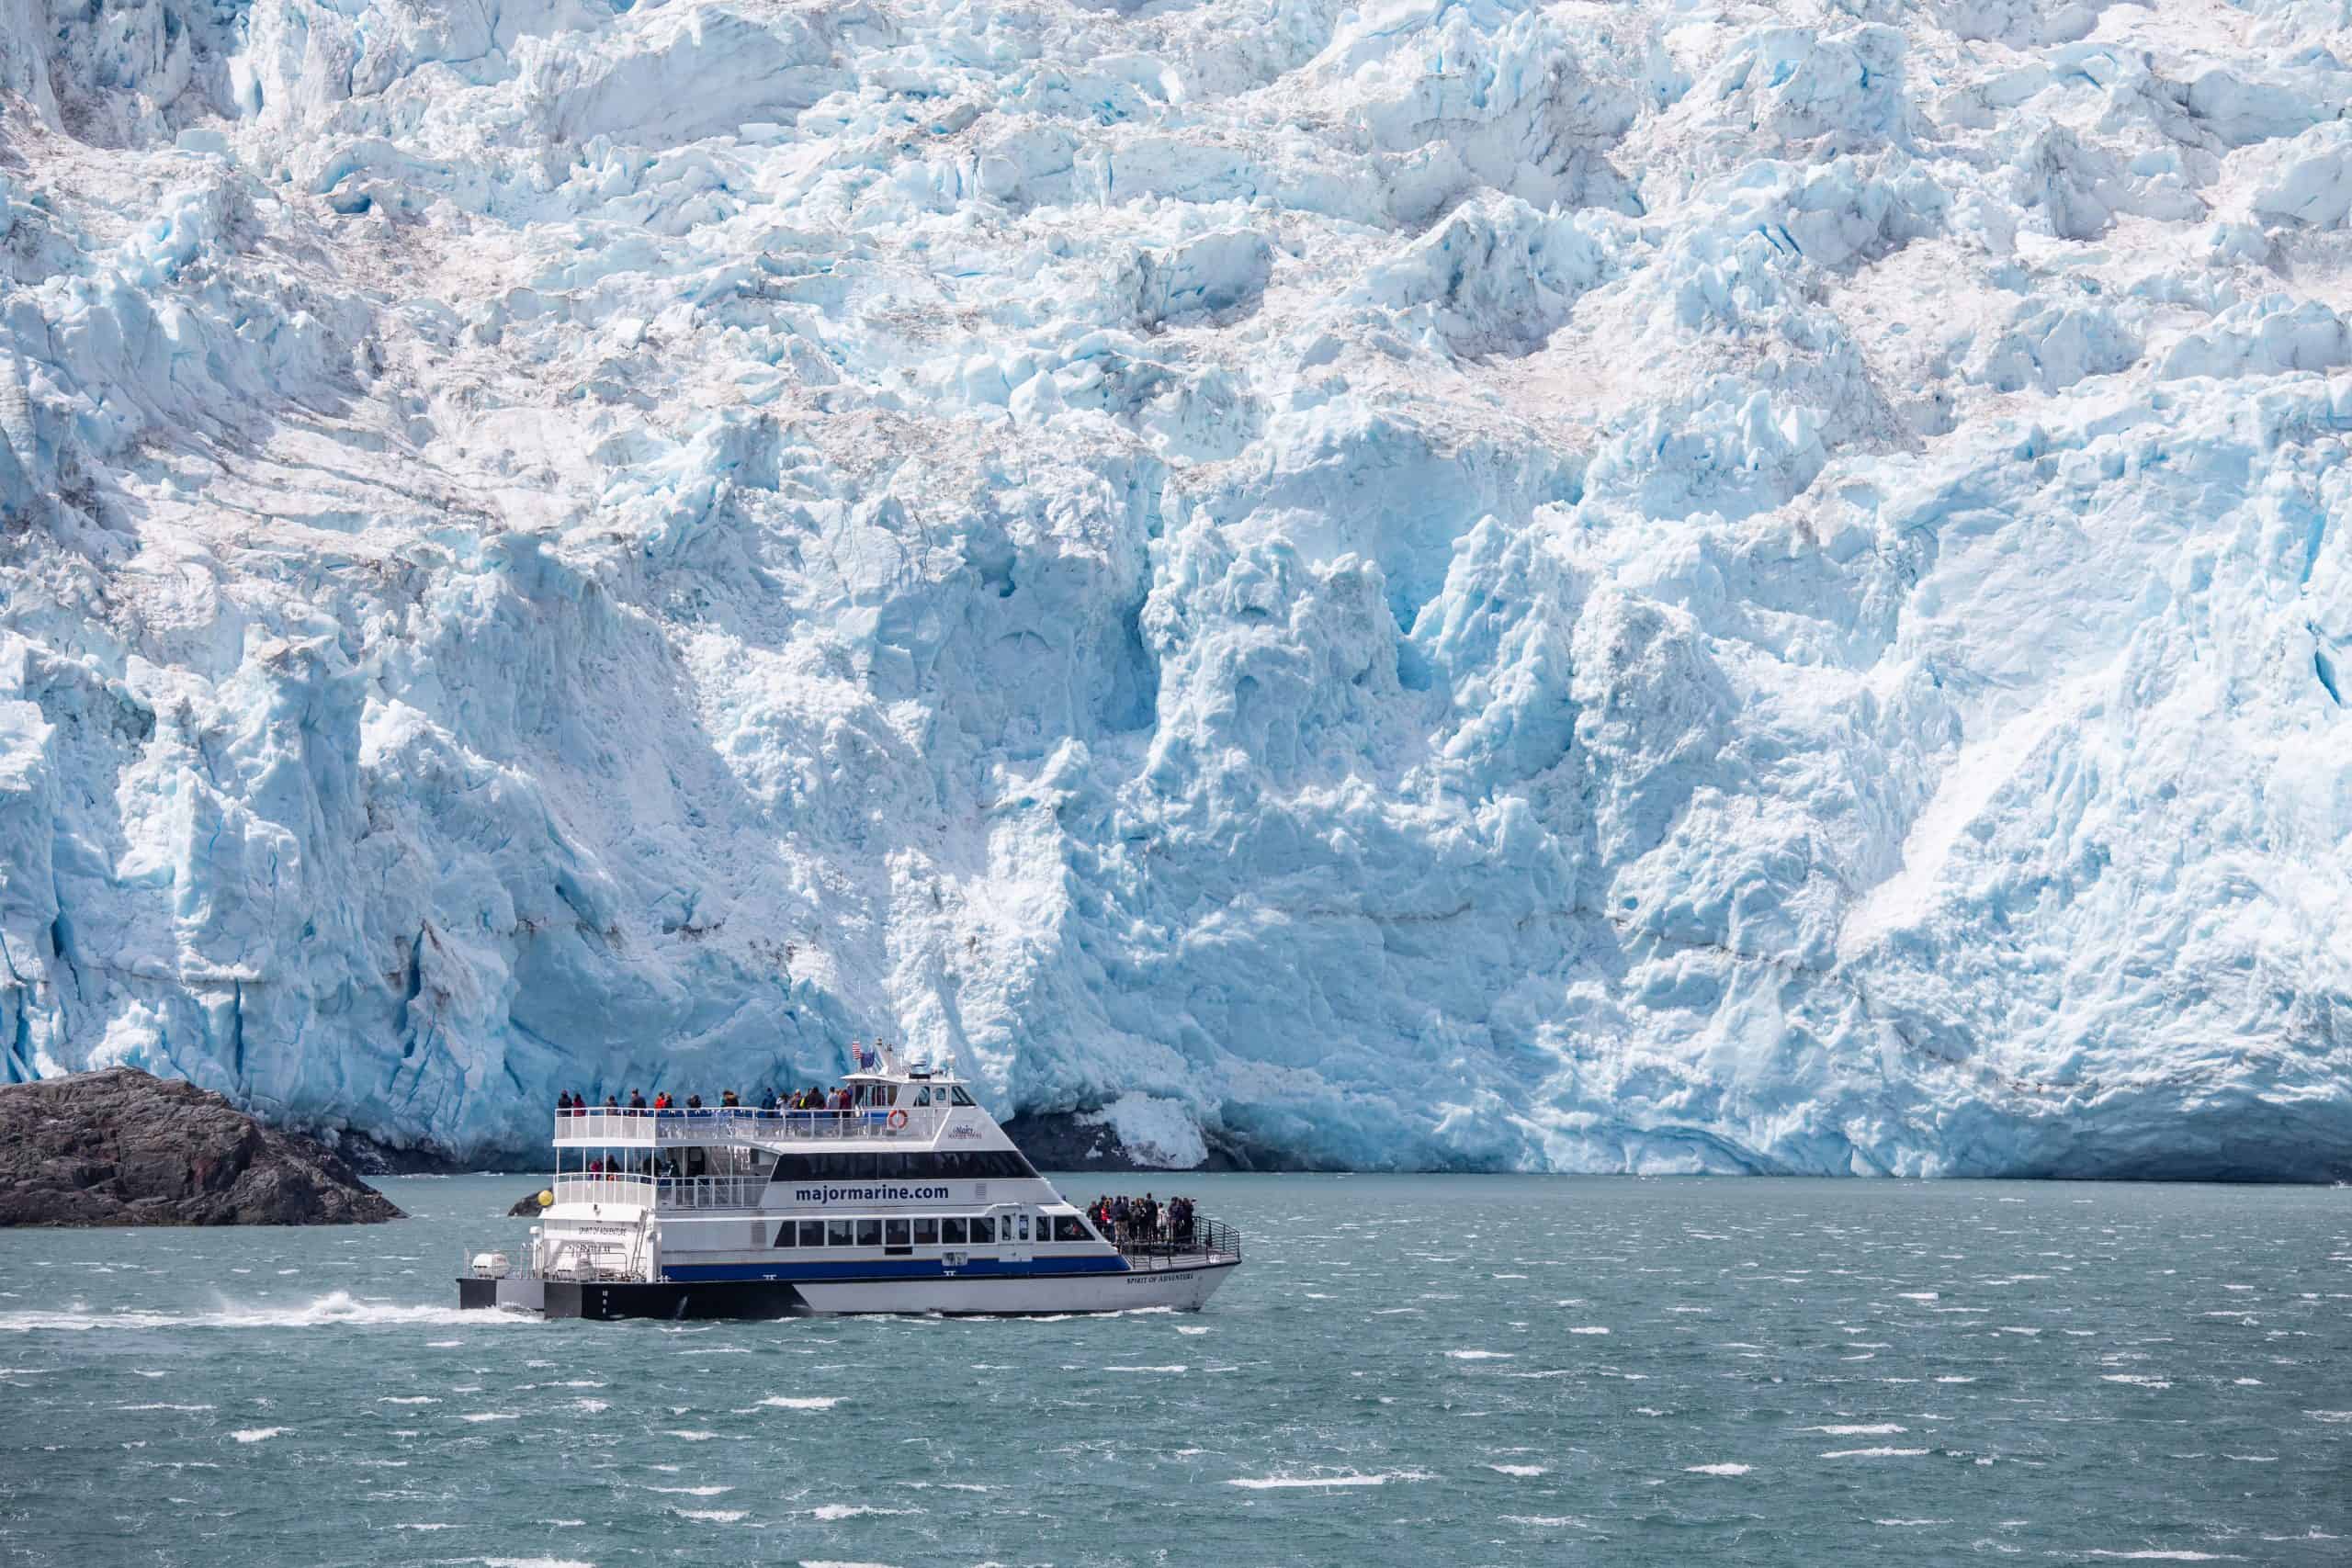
[0,1291,530,1333]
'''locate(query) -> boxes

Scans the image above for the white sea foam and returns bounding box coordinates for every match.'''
[1445,1350,1514,1360]
[0,1292,520,1334]
[1228,1471,1434,1489]
[231,1427,287,1443]
[663,1429,719,1440]
[119,1403,212,1412]
[1487,1464,1548,1477]
[650,1485,736,1496]
[459,1412,520,1423]
[379,1396,438,1405]
[1819,1448,1929,1459]
[808,1505,922,1519]
[756,1396,842,1411]
[679,1508,748,1522]
[1684,1463,1751,1476]
[1104,1365,1187,1373]
[2103,1376,2173,1389]
[1810,1425,1906,1436]
[1566,1327,1610,1336]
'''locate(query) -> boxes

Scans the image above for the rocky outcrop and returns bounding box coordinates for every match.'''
[0,1068,402,1225]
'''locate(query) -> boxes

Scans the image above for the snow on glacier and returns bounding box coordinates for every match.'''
[0,0,2346,1177]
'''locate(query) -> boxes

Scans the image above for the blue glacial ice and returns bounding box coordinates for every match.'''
[0,0,2346,1177]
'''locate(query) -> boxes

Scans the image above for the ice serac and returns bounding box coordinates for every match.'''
[0,0,2346,1178]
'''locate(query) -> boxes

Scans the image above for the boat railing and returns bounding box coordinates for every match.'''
[652,1174,765,1209]
[550,1173,766,1210]
[554,1106,948,1144]
[551,1174,653,1208]
[1114,1217,1241,1270]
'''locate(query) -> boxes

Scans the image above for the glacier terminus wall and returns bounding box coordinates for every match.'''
[0,0,2347,1175]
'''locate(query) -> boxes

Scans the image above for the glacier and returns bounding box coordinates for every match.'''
[0,0,2347,1178]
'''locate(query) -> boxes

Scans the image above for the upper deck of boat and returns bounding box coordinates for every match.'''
[554,1105,973,1147]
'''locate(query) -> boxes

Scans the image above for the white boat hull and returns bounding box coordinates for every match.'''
[469,1258,1238,1319]
[793,1260,1235,1315]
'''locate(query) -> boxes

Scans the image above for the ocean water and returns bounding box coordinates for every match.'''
[2,1173,2346,1566]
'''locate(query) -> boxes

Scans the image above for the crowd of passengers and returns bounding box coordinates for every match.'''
[555,1043,915,1119]
[557,1086,870,1114]
[1085,1192,1198,1247]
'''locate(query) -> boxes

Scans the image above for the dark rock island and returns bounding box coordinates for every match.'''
[0,1067,402,1225]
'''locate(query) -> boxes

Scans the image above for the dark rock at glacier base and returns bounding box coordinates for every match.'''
[0,1067,402,1225]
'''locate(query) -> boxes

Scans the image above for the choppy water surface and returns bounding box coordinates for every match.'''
[2,1174,2346,1566]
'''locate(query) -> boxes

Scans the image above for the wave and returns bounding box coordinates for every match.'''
[0,1292,526,1334]
[1228,1471,1434,1489]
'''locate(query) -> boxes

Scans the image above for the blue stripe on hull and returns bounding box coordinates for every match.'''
[663,1255,1130,1283]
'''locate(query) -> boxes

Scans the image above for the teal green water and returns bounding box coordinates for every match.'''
[2,1174,2346,1565]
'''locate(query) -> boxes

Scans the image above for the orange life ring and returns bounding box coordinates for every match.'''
[887,1109,909,1130]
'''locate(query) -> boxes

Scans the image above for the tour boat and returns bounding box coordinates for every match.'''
[455,1049,1240,1319]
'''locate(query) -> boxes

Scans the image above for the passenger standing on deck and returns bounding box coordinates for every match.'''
[628,1089,647,1114]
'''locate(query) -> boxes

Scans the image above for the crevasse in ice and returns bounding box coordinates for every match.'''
[0,0,2346,1175]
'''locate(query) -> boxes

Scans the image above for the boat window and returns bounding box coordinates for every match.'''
[969,1215,993,1244]
[827,1220,852,1247]
[798,1220,825,1247]
[912,1087,932,1107]
[912,1216,939,1246]
[1051,1214,1090,1243]
[1017,1213,1030,1242]
[942,1217,968,1245]
[774,1220,797,1247]
[855,1219,881,1247]
[773,1149,1036,1182]
[950,1086,977,1106]
[885,1218,911,1247]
